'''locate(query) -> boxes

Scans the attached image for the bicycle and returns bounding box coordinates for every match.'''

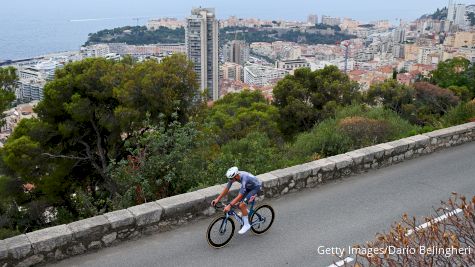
[206,197,275,248]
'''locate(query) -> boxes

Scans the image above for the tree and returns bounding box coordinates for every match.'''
[110,117,201,208]
[431,57,470,89]
[205,90,281,144]
[0,67,18,126]
[366,80,459,125]
[202,132,284,187]
[365,79,416,118]
[414,82,460,117]
[273,66,361,137]
[0,55,201,230]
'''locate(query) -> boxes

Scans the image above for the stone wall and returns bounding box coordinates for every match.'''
[1,122,475,267]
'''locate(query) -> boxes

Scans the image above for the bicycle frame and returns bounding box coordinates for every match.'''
[218,201,266,233]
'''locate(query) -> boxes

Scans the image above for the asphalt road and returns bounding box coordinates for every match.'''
[51,143,475,267]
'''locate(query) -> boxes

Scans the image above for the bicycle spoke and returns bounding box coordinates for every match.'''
[251,205,274,234]
[209,219,233,246]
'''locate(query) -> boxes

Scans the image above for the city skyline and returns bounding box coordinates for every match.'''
[2,0,475,23]
[2,0,475,60]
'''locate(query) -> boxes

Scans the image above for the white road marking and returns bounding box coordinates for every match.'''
[406,208,463,236]
[328,257,354,267]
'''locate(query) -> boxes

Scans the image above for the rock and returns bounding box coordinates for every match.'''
[17,254,44,267]
[0,239,7,261]
[68,215,110,240]
[104,210,135,230]
[127,202,163,227]
[288,180,295,189]
[156,191,205,219]
[257,173,279,188]
[195,185,223,204]
[67,243,85,256]
[54,249,65,260]
[345,149,366,165]
[102,232,117,246]
[4,235,31,259]
[26,224,72,253]
[327,154,354,170]
[88,241,102,250]
[281,187,289,195]
[202,206,216,217]
[269,168,294,187]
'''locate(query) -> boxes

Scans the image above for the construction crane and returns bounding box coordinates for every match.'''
[339,40,351,73]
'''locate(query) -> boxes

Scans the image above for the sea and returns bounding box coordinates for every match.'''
[0,0,453,61]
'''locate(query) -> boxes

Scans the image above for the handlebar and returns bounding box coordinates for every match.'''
[212,202,238,209]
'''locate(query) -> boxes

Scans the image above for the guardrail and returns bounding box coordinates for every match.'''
[1,122,475,267]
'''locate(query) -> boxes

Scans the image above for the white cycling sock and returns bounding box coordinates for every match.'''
[243,215,250,226]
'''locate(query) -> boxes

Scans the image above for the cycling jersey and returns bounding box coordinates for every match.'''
[226,171,262,195]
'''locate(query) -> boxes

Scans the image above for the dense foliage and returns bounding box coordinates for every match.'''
[0,57,474,239]
[365,80,460,125]
[0,54,202,237]
[85,26,185,45]
[222,26,356,45]
[273,66,361,137]
[0,67,17,127]
[85,25,356,47]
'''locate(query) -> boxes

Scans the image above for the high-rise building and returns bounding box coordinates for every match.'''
[454,4,467,26]
[447,0,456,22]
[393,28,406,43]
[307,14,318,25]
[223,40,250,66]
[321,16,341,27]
[185,7,219,101]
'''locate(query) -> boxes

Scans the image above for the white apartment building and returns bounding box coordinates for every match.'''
[455,4,467,26]
[186,7,219,101]
[276,59,310,73]
[17,80,45,102]
[147,18,184,30]
[417,47,442,65]
[81,44,110,58]
[220,62,244,82]
[307,14,318,25]
[321,16,341,26]
[244,64,288,86]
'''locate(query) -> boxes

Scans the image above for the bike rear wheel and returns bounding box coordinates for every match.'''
[206,216,235,248]
[250,204,275,235]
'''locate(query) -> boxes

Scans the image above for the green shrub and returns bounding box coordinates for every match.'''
[0,228,20,240]
[288,105,419,159]
[441,101,475,127]
[192,132,285,189]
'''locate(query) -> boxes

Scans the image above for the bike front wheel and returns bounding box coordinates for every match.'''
[206,216,235,248]
[250,204,275,235]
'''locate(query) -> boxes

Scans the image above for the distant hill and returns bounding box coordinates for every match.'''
[420,7,448,20]
[85,26,185,46]
[85,25,356,47]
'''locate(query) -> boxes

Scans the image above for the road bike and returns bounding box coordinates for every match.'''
[206,198,275,248]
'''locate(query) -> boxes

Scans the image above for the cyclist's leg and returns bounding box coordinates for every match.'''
[242,187,260,212]
[238,189,256,234]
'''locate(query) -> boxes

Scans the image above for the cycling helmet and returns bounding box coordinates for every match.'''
[226,167,239,180]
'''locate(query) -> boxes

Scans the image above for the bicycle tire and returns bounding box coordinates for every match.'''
[250,204,275,235]
[206,216,235,248]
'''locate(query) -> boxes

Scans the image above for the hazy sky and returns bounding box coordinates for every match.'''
[1,0,474,59]
[1,0,474,22]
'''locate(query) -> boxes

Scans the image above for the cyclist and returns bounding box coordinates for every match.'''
[211,167,262,234]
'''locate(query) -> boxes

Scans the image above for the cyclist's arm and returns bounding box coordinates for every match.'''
[229,193,244,206]
[216,187,230,202]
